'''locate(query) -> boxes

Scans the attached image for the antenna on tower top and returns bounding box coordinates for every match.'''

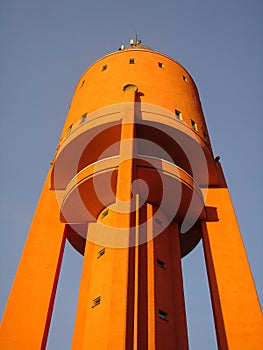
[135,34,141,45]
[129,35,141,47]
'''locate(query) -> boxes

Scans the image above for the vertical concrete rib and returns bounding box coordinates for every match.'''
[0,170,66,349]
[202,188,263,349]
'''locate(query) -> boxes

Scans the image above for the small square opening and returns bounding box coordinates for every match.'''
[158,62,164,68]
[158,309,168,321]
[175,109,183,120]
[157,258,166,270]
[129,58,135,64]
[101,209,109,219]
[80,113,87,124]
[92,296,101,308]
[101,65,107,71]
[67,124,73,135]
[191,119,198,131]
[97,248,105,259]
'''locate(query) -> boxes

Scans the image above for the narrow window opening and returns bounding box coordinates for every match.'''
[80,113,87,124]
[101,209,109,219]
[191,119,198,131]
[155,218,163,227]
[101,65,107,71]
[203,131,207,141]
[80,80,85,88]
[157,258,166,270]
[97,248,105,259]
[158,62,164,68]
[123,84,138,91]
[92,296,101,308]
[175,109,183,120]
[183,75,188,82]
[129,58,135,64]
[67,124,73,135]
[158,309,168,321]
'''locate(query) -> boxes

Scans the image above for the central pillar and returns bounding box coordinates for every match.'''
[72,93,137,349]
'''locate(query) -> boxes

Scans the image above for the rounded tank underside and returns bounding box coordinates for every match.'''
[65,220,203,258]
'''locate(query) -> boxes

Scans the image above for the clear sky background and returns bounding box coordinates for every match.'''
[0,0,262,349]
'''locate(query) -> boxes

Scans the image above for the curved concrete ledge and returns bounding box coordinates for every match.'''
[51,103,218,191]
[136,157,206,221]
[60,156,206,224]
[60,157,119,223]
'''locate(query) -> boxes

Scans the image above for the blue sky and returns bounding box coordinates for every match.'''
[0,0,262,349]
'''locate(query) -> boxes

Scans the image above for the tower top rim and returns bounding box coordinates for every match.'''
[74,43,198,99]
[86,44,189,76]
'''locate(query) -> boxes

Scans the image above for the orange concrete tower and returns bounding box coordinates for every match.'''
[1,42,262,349]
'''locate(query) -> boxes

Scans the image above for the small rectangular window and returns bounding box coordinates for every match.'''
[101,65,107,71]
[97,248,105,259]
[67,124,73,135]
[92,296,101,308]
[158,62,164,68]
[203,131,207,141]
[158,309,168,321]
[101,209,109,219]
[175,109,183,120]
[129,58,135,64]
[157,258,166,270]
[191,119,198,131]
[80,113,87,124]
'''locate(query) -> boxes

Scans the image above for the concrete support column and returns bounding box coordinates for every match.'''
[152,219,188,350]
[138,203,188,350]
[0,169,66,349]
[168,221,189,350]
[72,92,137,350]
[202,188,263,350]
